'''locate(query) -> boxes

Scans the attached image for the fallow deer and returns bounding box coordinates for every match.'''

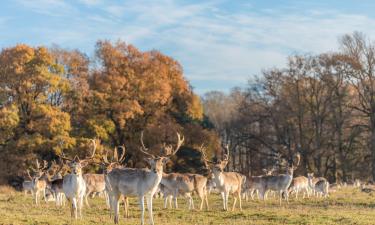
[160,144,209,211]
[257,152,300,205]
[22,170,34,196]
[58,139,97,219]
[29,159,49,205]
[101,145,129,218]
[105,131,184,225]
[307,173,329,198]
[50,160,66,206]
[288,176,310,199]
[202,144,246,211]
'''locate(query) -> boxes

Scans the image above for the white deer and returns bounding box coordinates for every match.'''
[58,139,97,219]
[105,131,184,225]
[101,145,129,218]
[257,152,301,205]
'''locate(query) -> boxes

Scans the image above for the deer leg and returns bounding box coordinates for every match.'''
[225,191,229,211]
[139,195,145,225]
[146,193,154,225]
[238,191,242,211]
[232,195,237,211]
[124,196,129,218]
[35,190,39,205]
[72,198,78,219]
[43,189,47,203]
[105,191,110,209]
[173,191,178,209]
[190,194,195,210]
[221,192,226,210]
[205,191,209,210]
[85,190,91,207]
[78,196,84,218]
[163,195,168,209]
[113,193,120,224]
[168,195,172,208]
[199,191,204,210]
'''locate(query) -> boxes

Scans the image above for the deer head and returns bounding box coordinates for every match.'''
[139,131,184,174]
[211,144,230,173]
[58,139,97,175]
[262,168,276,176]
[200,143,230,174]
[31,159,49,177]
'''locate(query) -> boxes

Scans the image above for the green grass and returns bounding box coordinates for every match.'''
[1,187,375,225]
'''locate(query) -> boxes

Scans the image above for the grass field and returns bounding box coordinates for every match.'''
[1,186,375,225]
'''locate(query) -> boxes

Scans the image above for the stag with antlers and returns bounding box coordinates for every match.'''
[105,131,184,225]
[202,144,246,211]
[58,139,97,219]
[257,151,301,205]
[49,159,66,206]
[27,159,49,205]
[83,145,125,208]
[101,145,129,218]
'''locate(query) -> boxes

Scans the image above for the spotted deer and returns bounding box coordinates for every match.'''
[288,176,310,199]
[105,132,184,225]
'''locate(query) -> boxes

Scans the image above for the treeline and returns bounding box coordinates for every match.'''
[0,41,219,184]
[203,32,375,183]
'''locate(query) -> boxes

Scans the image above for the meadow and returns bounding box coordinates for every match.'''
[1,186,375,225]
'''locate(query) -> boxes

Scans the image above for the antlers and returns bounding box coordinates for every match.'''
[58,139,97,162]
[292,152,301,169]
[139,131,184,158]
[103,145,126,164]
[26,169,33,180]
[198,144,214,165]
[164,132,184,157]
[139,131,156,158]
[222,144,230,162]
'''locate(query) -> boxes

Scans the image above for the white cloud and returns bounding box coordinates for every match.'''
[8,1,375,94]
[15,0,76,16]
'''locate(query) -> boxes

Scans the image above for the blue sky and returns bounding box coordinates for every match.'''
[1,0,375,94]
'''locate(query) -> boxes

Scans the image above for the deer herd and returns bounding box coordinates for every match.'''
[21,132,333,225]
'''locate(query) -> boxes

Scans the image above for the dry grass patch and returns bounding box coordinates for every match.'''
[0,187,375,224]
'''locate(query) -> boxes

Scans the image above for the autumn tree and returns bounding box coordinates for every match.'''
[0,44,72,182]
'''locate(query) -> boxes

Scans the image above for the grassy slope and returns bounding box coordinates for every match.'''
[1,187,375,225]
